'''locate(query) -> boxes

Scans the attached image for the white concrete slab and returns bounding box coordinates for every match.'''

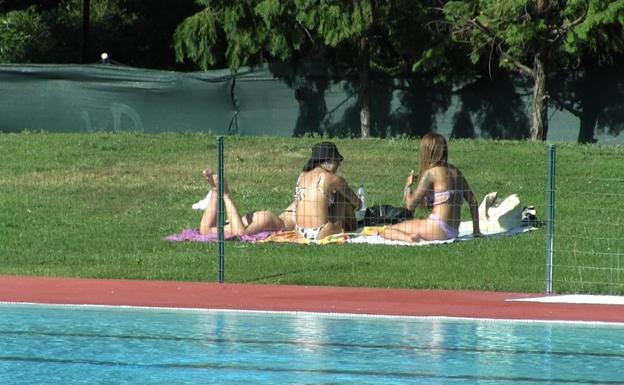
[508,295,624,305]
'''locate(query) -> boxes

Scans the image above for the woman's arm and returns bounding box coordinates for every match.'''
[404,171,431,210]
[461,175,481,236]
[333,175,361,209]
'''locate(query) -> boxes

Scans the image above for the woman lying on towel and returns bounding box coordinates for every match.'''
[381,132,481,242]
[294,142,362,242]
[199,170,296,236]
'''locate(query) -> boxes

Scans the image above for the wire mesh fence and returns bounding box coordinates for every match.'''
[551,144,624,294]
[206,137,624,294]
[5,132,622,294]
[206,136,549,292]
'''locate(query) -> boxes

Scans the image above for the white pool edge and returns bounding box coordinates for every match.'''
[2,301,623,327]
[507,294,624,305]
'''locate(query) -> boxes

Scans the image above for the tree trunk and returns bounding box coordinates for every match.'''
[531,53,548,141]
[578,104,598,143]
[81,0,90,64]
[358,35,371,138]
[577,67,602,144]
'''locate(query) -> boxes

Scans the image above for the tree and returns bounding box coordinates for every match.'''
[297,0,375,137]
[174,1,300,71]
[550,63,624,143]
[0,6,50,63]
[174,0,377,136]
[174,0,447,138]
[443,0,624,140]
[451,69,531,140]
[0,0,198,68]
[550,19,624,143]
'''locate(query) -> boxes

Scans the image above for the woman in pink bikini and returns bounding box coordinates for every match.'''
[294,142,362,242]
[381,132,481,242]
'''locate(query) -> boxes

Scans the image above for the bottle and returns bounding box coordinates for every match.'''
[356,185,367,223]
[357,185,367,210]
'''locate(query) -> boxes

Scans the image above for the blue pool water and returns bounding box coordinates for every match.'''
[1,304,623,385]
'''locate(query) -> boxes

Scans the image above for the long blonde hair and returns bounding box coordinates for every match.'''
[418,132,448,182]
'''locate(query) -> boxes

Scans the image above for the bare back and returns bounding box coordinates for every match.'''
[295,169,338,228]
[429,165,467,228]
[410,164,474,229]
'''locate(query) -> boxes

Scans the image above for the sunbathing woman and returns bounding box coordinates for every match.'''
[199,170,295,236]
[294,142,361,242]
[381,132,481,242]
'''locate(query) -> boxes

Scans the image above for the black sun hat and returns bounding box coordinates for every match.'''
[310,141,344,161]
[304,141,344,171]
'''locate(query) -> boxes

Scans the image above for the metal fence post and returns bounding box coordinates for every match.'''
[217,136,225,283]
[545,144,556,294]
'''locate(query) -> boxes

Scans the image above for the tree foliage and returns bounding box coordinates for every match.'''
[2,0,624,141]
[174,1,450,137]
[0,6,50,63]
[0,0,197,68]
[174,0,307,71]
[444,0,624,140]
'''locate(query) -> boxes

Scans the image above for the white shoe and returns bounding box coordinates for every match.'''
[192,191,212,210]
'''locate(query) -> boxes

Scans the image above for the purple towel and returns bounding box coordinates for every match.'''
[165,228,274,243]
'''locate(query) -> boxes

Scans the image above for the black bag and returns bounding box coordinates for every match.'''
[362,205,412,226]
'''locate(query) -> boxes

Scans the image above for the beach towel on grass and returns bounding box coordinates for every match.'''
[168,191,537,245]
[342,222,536,246]
[165,223,536,245]
[165,229,275,243]
[259,222,536,246]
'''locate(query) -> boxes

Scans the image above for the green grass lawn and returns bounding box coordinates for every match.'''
[1,132,622,294]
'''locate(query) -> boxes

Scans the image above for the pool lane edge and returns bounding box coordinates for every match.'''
[1,275,623,323]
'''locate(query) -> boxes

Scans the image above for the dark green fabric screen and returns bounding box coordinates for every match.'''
[0,64,290,135]
[2,63,622,143]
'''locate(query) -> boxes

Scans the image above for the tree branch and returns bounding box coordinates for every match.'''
[297,20,315,45]
[566,3,589,30]
[548,2,589,43]
[441,7,537,77]
[470,17,535,77]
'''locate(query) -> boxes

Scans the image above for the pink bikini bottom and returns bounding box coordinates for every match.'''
[429,214,459,239]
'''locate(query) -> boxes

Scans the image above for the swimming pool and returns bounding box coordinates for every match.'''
[1,304,622,384]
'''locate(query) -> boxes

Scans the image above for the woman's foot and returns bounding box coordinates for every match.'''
[380,227,420,243]
[212,174,230,194]
[202,169,216,190]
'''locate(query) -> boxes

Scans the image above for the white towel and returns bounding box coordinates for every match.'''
[347,223,536,246]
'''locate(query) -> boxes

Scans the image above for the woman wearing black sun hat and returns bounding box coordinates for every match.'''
[294,142,362,242]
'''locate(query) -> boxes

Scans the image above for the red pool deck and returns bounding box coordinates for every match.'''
[1,275,623,323]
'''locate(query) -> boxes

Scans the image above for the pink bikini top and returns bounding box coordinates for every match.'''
[425,190,459,208]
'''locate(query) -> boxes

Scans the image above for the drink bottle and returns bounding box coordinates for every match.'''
[357,185,367,210]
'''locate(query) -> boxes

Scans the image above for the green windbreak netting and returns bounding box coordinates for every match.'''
[2,63,623,142]
[0,63,366,137]
[233,69,300,137]
[0,64,236,134]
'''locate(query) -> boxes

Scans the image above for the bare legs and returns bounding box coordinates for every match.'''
[380,218,449,242]
[199,170,284,236]
[199,169,245,236]
[199,170,218,234]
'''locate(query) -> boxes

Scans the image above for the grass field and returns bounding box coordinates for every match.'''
[1,132,622,294]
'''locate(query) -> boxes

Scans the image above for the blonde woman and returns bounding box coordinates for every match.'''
[381,133,481,242]
[199,170,295,236]
[294,142,361,242]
